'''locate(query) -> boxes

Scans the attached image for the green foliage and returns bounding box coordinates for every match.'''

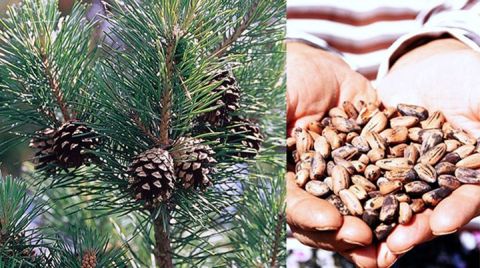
[0,259,19,268]
[51,227,128,268]
[95,0,230,144]
[0,175,46,267]
[229,176,286,267]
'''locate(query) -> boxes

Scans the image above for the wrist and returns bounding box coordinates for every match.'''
[391,38,471,72]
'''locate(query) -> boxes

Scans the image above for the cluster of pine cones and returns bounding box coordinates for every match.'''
[126,70,263,207]
[0,229,36,263]
[29,70,263,208]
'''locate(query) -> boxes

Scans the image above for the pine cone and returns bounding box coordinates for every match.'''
[171,137,217,190]
[29,128,56,169]
[81,250,97,268]
[228,117,263,158]
[51,121,100,169]
[0,231,35,260]
[200,70,240,125]
[127,148,176,206]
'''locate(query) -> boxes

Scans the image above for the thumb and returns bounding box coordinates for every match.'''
[286,172,343,231]
[429,184,480,235]
[445,114,480,139]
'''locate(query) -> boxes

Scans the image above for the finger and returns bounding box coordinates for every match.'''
[290,216,373,252]
[290,226,357,252]
[342,244,377,268]
[338,216,373,246]
[286,172,343,231]
[377,242,400,268]
[430,184,480,235]
[446,114,480,138]
[289,113,326,137]
[386,209,435,254]
[286,44,338,131]
[338,73,378,107]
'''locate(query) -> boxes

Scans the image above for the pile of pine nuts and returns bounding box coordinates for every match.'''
[288,102,480,240]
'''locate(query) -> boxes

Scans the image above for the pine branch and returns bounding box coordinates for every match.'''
[62,1,285,266]
[40,52,71,122]
[212,0,260,58]
[159,34,177,145]
[0,0,97,140]
[153,216,173,268]
[0,175,50,266]
[269,212,285,267]
[154,25,181,267]
[227,175,286,267]
[131,111,161,144]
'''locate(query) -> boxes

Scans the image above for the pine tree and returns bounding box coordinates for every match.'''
[0,0,285,267]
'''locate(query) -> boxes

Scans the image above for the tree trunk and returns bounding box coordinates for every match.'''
[153,216,173,268]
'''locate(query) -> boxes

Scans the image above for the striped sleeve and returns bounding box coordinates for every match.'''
[287,0,437,79]
[378,3,480,79]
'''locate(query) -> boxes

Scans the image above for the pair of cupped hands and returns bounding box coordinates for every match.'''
[287,39,480,268]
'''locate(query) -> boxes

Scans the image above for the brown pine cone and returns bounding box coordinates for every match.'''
[228,117,263,158]
[51,121,100,169]
[200,70,240,126]
[81,250,97,268]
[29,128,56,169]
[127,148,176,206]
[171,137,217,190]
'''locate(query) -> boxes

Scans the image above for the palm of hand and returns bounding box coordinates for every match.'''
[289,90,479,268]
[287,43,377,135]
[373,48,480,266]
[377,49,480,137]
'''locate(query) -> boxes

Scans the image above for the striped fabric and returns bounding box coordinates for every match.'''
[287,0,476,79]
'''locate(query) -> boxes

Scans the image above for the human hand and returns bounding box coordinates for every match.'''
[287,42,385,267]
[376,38,480,263]
[287,42,377,135]
[288,171,406,268]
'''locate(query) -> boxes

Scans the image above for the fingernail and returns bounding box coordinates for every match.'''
[386,260,398,268]
[315,226,339,231]
[342,238,367,247]
[387,253,406,268]
[392,245,414,255]
[432,228,457,236]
